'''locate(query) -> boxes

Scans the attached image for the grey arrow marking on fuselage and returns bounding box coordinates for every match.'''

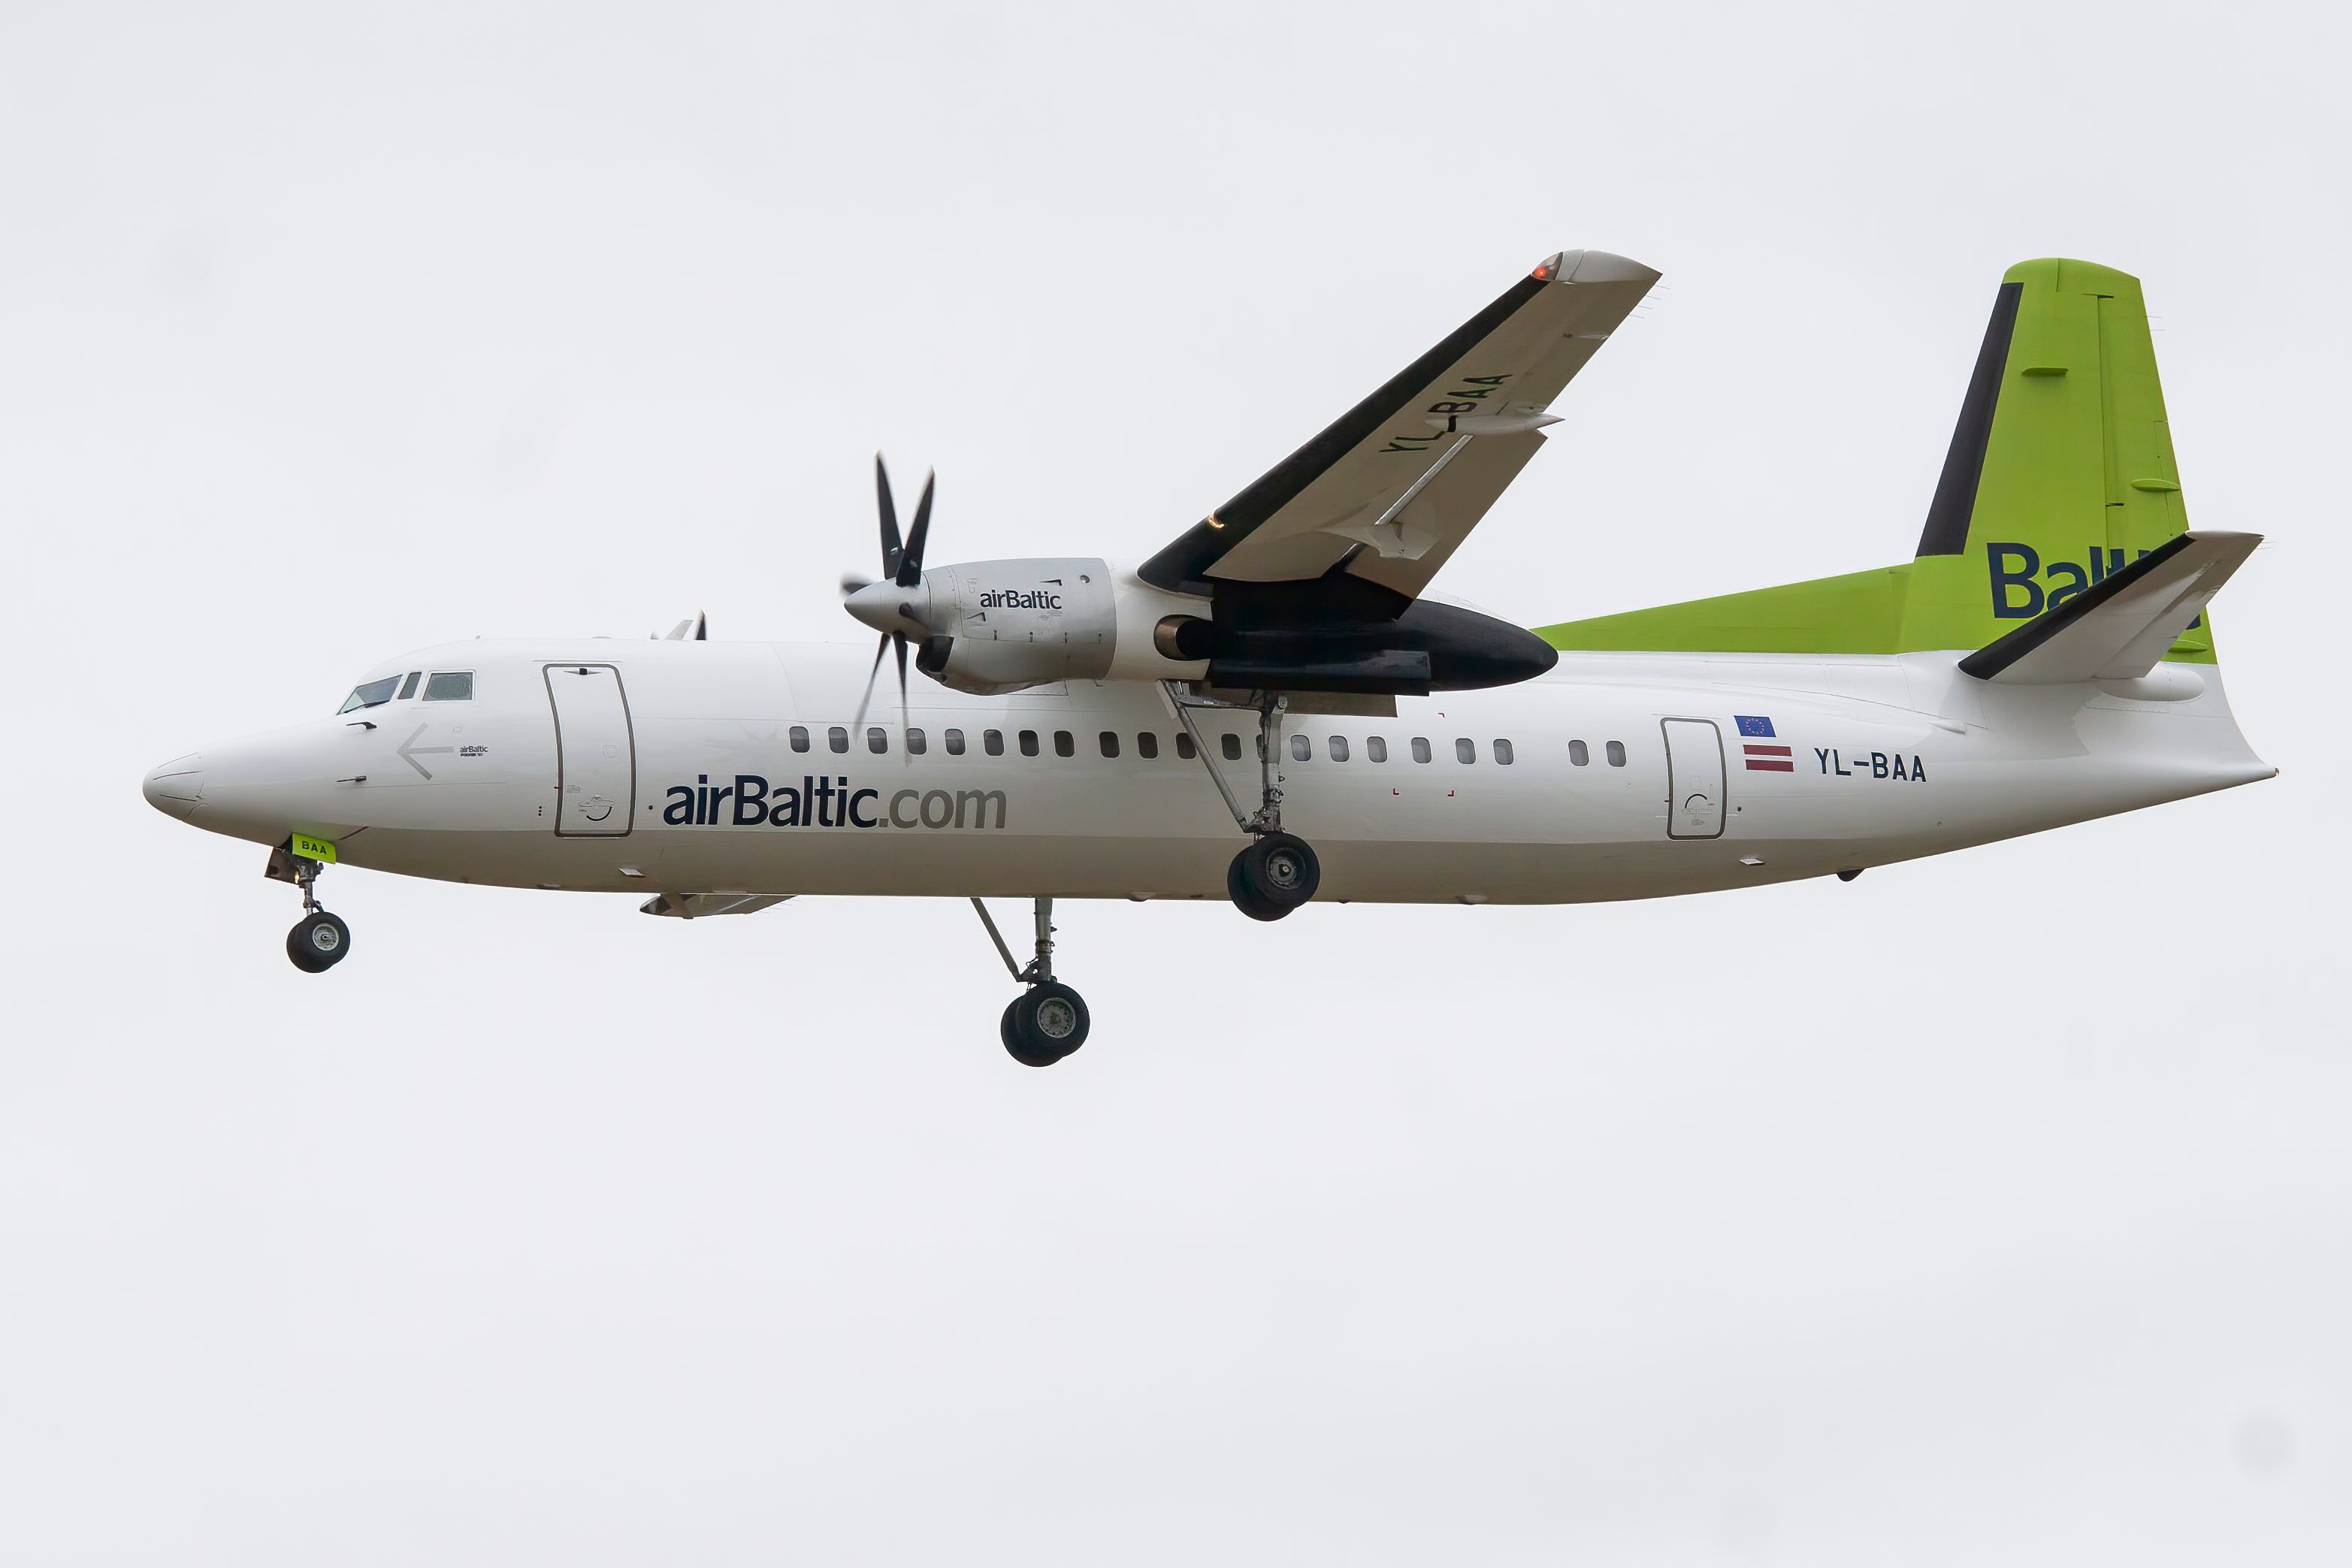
[398,724,456,779]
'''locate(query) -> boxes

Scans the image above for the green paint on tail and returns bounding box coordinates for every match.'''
[1537,258,2217,663]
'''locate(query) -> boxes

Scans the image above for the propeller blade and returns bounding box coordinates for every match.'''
[875,455,903,581]
[896,470,936,588]
[892,630,910,749]
[839,572,875,597]
[850,630,889,733]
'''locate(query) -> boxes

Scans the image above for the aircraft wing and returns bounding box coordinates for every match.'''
[1136,249,1660,600]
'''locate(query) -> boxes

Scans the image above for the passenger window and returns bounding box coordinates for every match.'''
[338,675,401,714]
[422,671,473,702]
[397,671,422,700]
[1569,739,1589,766]
[1494,739,1514,766]
[1054,730,1074,758]
[1290,733,1311,762]
[1176,733,1197,760]
[1220,733,1241,762]
[1137,732,1159,760]
[984,730,1005,757]
[945,728,966,756]
[1099,731,1120,758]
[1329,736,1348,762]
[828,726,849,754]
[1367,736,1388,763]
[1019,730,1039,757]
[1607,740,1627,767]
[1455,738,1475,763]
[1411,737,1431,763]
[867,727,887,754]
[790,725,810,753]
[906,728,927,756]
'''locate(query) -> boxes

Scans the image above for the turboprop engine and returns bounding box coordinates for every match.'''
[839,460,1212,702]
[847,555,1144,695]
[841,457,1556,708]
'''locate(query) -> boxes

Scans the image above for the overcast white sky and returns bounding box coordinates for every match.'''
[4,2,2347,1562]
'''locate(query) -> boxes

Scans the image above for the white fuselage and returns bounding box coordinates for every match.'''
[143,636,2272,905]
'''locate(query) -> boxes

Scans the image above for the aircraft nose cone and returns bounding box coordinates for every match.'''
[143,754,204,819]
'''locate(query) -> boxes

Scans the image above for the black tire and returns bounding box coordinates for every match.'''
[286,911,351,972]
[1227,853,1284,922]
[1000,999,1051,1066]
[1002,982,1089,1066]
[1228,833,1319,920]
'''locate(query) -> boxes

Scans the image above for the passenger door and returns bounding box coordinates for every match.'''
[1661,718,1726,840]
[545,664,636,835]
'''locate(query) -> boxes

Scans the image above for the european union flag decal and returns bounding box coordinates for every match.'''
[1734,715,1776,738]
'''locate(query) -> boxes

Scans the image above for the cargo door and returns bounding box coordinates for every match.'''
[1661,718,1726,840]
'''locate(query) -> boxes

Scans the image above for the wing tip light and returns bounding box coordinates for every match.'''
[1532,249,1661,286]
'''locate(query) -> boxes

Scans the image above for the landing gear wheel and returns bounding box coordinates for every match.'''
[286,911,351,972]
[1001,982,1090,1067]
[1228,832,1320,921]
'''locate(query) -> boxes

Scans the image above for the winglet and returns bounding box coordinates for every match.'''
[1958,530,2259,684]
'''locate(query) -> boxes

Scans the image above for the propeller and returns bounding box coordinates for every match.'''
[844,455,939,735]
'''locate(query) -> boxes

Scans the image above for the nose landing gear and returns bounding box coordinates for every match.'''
[972,896,1089,1066]
[268,841,352,972]
[288,909,351,972]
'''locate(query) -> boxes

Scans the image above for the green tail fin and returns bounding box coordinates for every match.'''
[1539,258,2214,662]
[1900,258,2209,657]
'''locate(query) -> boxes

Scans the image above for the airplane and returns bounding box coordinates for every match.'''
[142,249,2271,1066]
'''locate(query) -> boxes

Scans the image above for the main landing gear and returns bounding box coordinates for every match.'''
[1228,832,1318,921]
[1166,686,1321,922]
[972,896,1090,1068]
[268,844,352,973]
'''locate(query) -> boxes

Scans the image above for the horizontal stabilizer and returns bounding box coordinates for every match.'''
[640,892,794,918]
[1959,531,2258,684]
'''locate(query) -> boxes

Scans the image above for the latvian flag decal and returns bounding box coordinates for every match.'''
[1735,715,1792,772]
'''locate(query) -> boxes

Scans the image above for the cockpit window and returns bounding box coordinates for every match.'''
[338,675,401,714]
[422,671,474,702]
[397,671,422,700]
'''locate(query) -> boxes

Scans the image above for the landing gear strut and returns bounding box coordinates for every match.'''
[1165,685,1321,922]
[270,845,352,973]
[972,896,1089,1067]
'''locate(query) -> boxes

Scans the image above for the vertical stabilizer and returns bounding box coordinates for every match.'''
[1536,258,2229,666]
[1900,260,2213,660]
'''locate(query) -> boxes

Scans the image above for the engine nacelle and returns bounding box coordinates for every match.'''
[908,558,1211,695]
[1149,574,1558,696]
[886,557,1553,699]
